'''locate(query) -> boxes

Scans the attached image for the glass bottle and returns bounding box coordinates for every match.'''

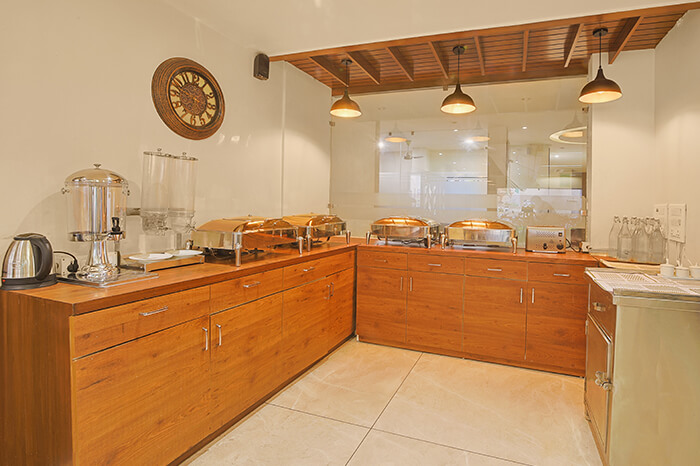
[634,218,651,263]
[629,217,639,261]
[650,219,666,264]
[617,217,633,261]
[608,216,621,258]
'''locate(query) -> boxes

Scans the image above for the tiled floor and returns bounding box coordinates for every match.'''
[188,340,601,466]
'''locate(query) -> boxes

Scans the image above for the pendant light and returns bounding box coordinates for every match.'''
[441,45,476,114]
[579,28,622,104]
[549,111,587,145]
[330,59,362,118]
[385,121,407,143]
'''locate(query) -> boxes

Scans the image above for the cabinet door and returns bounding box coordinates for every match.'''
[526,282,588,374]
[327,268,355,350]
[209,294,283,431]
[73,316,211,466]
[464,277,526,361]
[406,272,463,353]
[356,267,407,345]
[282,278,331,380]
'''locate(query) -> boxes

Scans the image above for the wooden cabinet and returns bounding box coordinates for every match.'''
[327,267,355,351]
[463,276,526,362]
[209,294,283,432]
[356,267,407,345]
[406,271,463,354]
[73,316,211,466]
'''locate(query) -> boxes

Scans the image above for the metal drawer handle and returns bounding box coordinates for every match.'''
[375,259,388,263]
[487,268,503,272]
[592,302,605,312]
[330,282,335,297]
[140,306,168,317]
[595,371,612,391]
[216,324,222,346]
[303,266,315,272]
[553,273,571,277]
[520,288,523,304]
[203,327,209,351]
[531,288,535,304]
[409,276,413,292]
[243,281,261,289]
[400,276,403,291]
[428,263,442,267]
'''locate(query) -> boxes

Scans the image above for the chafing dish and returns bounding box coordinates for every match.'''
[190,216,300,266]
[446,220,517,253]
[283,213,350,251]
[368,216,440,248]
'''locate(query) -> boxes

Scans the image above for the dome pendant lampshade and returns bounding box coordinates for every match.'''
[579,28,622,104]
[330,59,362,118]
[441,45,476,114]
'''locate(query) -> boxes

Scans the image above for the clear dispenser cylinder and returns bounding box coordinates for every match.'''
[141,150,172,235]
[168,153,198,234]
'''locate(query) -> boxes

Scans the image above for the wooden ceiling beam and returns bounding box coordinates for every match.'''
[564,24,584,67]
[347,51,380,84]
[428,42,450,79]
[522,30,529,72]
[386,46,414,81]
[309,55,349,86]
[609,16,644,64]
[473,36,486,76]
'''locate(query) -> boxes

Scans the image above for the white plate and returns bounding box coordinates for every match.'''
[129,253,173,262]
[166,249,203,257]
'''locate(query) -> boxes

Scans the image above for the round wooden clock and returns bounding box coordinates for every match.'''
[151,57,225,140]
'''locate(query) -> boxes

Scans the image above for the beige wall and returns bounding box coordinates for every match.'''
[0,0,331,259]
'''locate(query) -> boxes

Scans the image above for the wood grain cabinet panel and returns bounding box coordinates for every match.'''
[526,282,588,375]
[210,268,284,312]
[465,257,528,280]
[327,268,355,351]
[357,249,407,270]
[408,254,464,275]
[406,272,463,353]
[73,316,211,466]
[209,294,283,432]
[283,251,354,289]
[356,267,407,345]
[464,276,527,362]
[528,262,587,285]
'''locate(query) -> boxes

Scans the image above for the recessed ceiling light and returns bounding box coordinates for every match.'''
[522,126,528,130]
[378,142,385,149]
[554,154,560,158]
[453,129,459,132]
[439,152,443,156]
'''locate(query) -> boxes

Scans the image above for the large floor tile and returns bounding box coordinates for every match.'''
[348,430,528,466]
[190,404,368,466]
[374,353,601,466]
[269,340,421,426]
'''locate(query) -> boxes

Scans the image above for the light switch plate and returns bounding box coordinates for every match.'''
[668,203,686,243]
[654,204,669,238]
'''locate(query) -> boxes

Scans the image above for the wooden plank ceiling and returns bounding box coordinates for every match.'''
[270,3,700,96]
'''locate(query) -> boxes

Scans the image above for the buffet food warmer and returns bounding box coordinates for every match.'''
[190,216,300,266]
[367,216,440,248]
[445,220,517,253]
[283,213,350,251]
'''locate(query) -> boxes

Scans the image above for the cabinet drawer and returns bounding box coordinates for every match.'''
[589,282,616,338]
[71,286,210,358]
[528,262,587,284]
[284,250,354,289]
[211,268,284,312]
[465,258,527,280]
[357,249,407,270]
[408,254,464,275]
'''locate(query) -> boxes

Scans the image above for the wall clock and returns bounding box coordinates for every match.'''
[151,57,225,140]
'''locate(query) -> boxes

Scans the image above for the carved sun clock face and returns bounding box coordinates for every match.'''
[151,58,225,140]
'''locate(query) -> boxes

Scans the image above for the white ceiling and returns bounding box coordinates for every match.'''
[162,0,684,55]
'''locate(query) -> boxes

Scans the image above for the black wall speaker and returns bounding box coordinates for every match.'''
[253,53,269,80]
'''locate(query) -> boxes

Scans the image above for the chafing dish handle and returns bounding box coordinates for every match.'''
[511,236,518,254]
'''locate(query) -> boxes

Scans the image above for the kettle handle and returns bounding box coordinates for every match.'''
[29,236,53,280]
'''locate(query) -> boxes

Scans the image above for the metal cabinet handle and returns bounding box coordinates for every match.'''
[330,282,335,297]
[326,284,331,300]
[520,288,523,304]
[140,306,168,317]
[592,302,605,312]
[487,268,503,272]
[375,259,388,263]
[409,277,413,292]
[531,288,535,304]
[400,276,403,291]
[428,263,442,267]
[303,266,315,272]
[203,327,209,351]
[595,371,612,391]
[216,324,222,346]
[242,281,261,289]
[553,273,570,277]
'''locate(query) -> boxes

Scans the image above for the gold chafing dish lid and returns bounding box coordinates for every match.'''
[283,213,344,226]
[448,220,513,230]
[372,216,436,227]
[197,216,293,232]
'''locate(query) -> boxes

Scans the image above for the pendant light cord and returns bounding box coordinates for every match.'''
[457,46,461,85]
[598,30,602,70]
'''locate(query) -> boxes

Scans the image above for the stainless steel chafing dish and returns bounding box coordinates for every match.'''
[445,219,517,253]
[190,216,300,266]
[367,216,440,248]
[282,213,350,250]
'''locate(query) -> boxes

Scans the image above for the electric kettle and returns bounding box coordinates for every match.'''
[1,233,57,290]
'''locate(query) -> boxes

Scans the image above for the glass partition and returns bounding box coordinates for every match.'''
[330,77,588,244]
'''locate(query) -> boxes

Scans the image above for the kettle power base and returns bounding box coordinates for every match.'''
[58,269,158,288]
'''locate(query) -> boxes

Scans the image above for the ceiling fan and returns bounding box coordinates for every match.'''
[402,140,424,160]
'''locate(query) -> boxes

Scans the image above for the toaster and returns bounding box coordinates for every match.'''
[525,227,566,253]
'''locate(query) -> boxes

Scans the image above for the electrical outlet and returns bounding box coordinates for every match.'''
[654,204,669,238]
[668,203,687,243]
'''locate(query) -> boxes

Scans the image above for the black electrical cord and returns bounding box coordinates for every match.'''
[565,238,582,253]
[54,250,79,273]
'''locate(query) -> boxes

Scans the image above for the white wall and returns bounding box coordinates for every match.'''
[588,50,660,252]
[655,10,700,264]
[0,0,330,259]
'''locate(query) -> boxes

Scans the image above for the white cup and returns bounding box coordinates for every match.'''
[675,266,690,279]
[659,263,675,277]
[690,265,700,279]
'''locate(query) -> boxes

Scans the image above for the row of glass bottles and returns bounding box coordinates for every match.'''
[609,216,665,263]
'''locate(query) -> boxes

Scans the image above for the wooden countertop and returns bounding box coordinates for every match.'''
[1,242,356,315]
